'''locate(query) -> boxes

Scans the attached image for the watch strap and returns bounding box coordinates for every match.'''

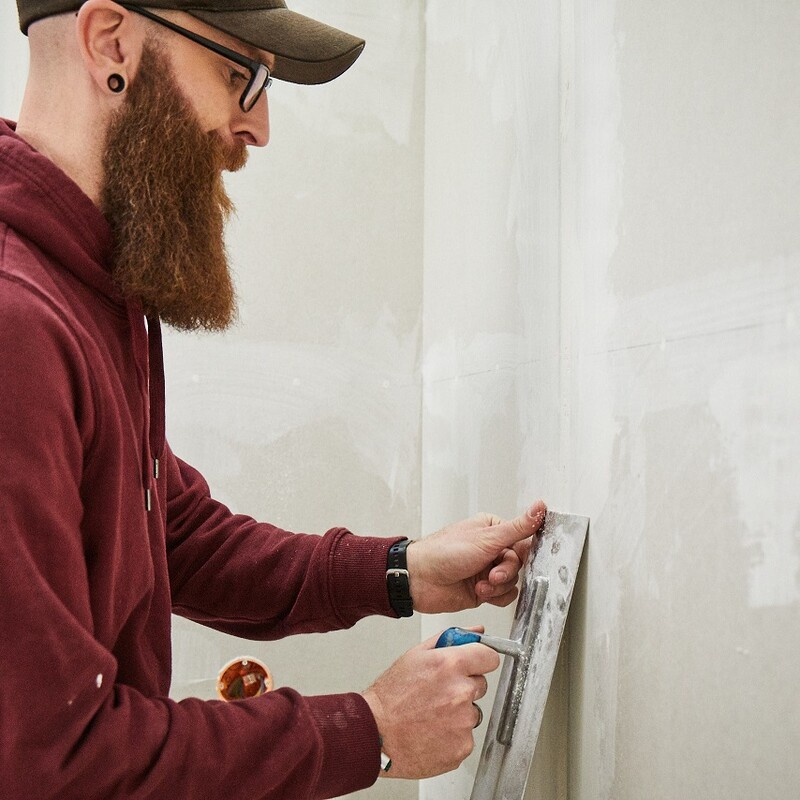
[386,538,414,617]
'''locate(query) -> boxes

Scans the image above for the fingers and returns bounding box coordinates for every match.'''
[488,548,520,586]
[512,535,535,565]
[475,577,519,603]
[483,500,547,551]
[486,586,519,607]
[462,642,501,674]
[474,548,522,602]
[472,676,488,731]
[471,674,489,701]
[432,641,500,675]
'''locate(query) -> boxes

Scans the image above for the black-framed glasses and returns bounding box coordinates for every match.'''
[119,3,272,112]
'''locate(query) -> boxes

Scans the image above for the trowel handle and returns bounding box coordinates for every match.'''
[435,627,481,648]
[436,627,524,659]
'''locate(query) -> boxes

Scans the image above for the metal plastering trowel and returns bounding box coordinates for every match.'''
[436,511,589,800]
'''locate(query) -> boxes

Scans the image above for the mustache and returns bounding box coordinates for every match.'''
[221,136,248,173]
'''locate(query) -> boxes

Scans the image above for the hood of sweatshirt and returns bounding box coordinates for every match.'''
[0,118,120,301]
[0,117,165,491]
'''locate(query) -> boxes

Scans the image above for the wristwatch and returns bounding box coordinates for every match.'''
[386,538,414,617]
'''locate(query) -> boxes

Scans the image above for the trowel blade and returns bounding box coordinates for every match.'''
[470,511,589,800]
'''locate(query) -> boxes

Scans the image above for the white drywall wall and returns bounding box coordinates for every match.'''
[564,2,800,797]
[422,1,800,799]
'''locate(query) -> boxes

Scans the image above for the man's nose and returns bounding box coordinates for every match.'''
[233,90,270,148]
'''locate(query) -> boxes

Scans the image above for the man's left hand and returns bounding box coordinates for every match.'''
[407,500,547,614]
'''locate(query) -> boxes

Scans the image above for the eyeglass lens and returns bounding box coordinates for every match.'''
[243,64,273,112]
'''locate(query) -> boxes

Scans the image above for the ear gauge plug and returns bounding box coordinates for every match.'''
[107,73,126,93]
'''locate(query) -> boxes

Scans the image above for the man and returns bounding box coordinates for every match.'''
[0,1,547,797]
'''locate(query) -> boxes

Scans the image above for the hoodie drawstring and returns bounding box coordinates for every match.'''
[145,315,165,511]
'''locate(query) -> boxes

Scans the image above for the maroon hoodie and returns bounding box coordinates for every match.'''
[0,118,400,799]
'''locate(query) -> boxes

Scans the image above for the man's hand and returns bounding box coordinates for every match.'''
[407,500,547,614]
[361,630,499,779]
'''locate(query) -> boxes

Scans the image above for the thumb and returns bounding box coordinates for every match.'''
[484,501,547,550]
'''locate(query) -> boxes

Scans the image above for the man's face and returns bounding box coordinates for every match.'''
[100,31,264,331]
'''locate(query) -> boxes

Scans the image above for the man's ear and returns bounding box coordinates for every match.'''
[75,0,143,97]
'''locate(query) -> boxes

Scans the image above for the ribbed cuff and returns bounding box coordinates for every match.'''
[328,530,406,619]
[306,692,382,795]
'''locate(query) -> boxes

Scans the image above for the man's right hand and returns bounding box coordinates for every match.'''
[361,630,500,779]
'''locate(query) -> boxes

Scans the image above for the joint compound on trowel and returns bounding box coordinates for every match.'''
[438,511,589,800]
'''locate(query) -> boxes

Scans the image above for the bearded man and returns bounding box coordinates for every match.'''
[0,2,547,797]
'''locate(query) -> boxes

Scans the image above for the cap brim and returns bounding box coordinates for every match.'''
[188,8,365,85]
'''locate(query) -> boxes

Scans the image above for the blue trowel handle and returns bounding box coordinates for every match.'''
[435,626,524,659]
[435,627,482,648]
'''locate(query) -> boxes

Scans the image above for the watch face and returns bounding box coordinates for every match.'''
[216,657,273,701]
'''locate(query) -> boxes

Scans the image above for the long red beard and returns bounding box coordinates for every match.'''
[101,42,247,331]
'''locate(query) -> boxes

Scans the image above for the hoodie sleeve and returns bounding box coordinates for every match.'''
[165,445,401,637]
[0,263,386,799]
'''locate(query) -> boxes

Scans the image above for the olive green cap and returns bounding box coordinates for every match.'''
[17,0,366,84]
